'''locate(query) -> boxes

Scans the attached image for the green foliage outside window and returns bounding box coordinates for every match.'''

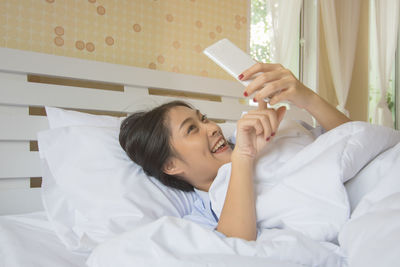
[369,78,395,124]
[250,0,272,63]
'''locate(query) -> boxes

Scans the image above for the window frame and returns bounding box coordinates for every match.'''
[300,0,318,93]
[395,26,400,129]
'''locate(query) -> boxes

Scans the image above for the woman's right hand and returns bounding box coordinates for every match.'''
[232,106,286,161]
[239,62,351,131]
[240,63,315,110]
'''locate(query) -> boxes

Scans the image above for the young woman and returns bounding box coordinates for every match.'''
[119,63,351,241]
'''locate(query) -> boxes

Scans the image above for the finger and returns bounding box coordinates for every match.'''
[269,89,291,106]
[261,109,278,136]
[239,117,264,136]
[250,97,270,113]
[257,99,268,110]
[254,78,291,102]
[244,70,283,96]
[265,109,279,135]
[246,109,278,133]
[247,108,274,115]
[239,62,284,81]
[243,114,272,140]
[276,106,287,123]
[249,108,284,134]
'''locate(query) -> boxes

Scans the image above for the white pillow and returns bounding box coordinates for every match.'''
[38,126,198,252]
[45,106,125,128]
[38,107,237,252]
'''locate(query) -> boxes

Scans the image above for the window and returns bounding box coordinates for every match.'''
[368,0,399,128]
[249,0,317,91]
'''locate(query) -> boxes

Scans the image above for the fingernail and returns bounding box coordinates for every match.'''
[243,91,248,97]
[253,98,257,102]
[238,74,244,80]
[266,137,270,141]
[271,132,275,137]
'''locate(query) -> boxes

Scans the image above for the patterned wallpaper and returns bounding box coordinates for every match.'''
[0,0,249,80]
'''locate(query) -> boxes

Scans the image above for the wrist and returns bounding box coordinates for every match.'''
[302,89,320,112]
[231,150,255,165]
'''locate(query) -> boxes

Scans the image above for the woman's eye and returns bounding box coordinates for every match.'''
[201,114,208,122]
[187,124,197,134]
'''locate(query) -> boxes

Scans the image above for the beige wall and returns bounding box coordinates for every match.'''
[0,0,248,80]
[318,0,369,121]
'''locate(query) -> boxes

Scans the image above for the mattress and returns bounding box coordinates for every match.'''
[0,212,88,267]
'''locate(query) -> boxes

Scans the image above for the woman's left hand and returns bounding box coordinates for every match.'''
[239,63,315,109]
[232,106,286,160]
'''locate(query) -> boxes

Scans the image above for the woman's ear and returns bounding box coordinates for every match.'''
[163,158,183,176]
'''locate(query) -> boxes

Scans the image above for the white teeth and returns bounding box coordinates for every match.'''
[212,139,225,153]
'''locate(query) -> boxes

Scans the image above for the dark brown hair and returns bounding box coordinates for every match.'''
[119,101,194,191]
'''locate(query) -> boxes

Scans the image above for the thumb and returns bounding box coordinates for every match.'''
[277,106,286,123]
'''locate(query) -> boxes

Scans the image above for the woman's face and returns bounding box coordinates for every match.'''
[164,106,232,191]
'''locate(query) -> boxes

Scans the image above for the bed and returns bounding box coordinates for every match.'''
[1,47,399,267]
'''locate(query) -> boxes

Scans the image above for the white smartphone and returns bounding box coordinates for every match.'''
[204,38,282,103]
[203,38,257,87]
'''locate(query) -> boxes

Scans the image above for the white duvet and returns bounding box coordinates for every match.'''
[87,121,400,267]
[87,216,344,267]
[339,142,400,267]
[209,121,400,242]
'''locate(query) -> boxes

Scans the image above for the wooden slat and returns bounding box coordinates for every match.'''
[0,141,30,152]
[148,88,221,102]
[0,114,48,140]
[30,141,39,151]
[0,79,146,112]
[210,119,226,123]
[28,106,47,116]
[0,108,312,143]
[29,106,128,117]
[0,151,41,178]
[0,108,312,144]
[30,177,42,188]
[0,178,30,190]
[0,80,250,121]
[28,74,124,92]
[0,47,243,98]
[0,104,28,115]
[0,188,44,215]
[0,105,248,142]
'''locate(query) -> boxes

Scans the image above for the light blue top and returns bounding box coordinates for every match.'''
[183,189,220,232]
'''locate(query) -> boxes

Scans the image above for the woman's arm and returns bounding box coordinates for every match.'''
[240,63,351,131]
[301,91,351,131]
[216,155,256,241]
[216,107,286,241]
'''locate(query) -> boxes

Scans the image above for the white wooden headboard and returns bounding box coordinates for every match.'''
[0,47,312,215]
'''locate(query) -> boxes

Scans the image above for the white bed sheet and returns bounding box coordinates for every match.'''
[0,212,88,267]
[87,216,345,267]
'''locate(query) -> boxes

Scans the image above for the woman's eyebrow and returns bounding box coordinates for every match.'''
[179,109,200,130]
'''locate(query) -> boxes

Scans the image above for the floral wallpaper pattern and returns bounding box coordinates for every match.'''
[0,0,249,80]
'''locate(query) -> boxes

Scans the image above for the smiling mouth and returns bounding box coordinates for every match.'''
[211,138,228,153]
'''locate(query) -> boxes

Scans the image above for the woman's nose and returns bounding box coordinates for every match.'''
[207,124,220,137]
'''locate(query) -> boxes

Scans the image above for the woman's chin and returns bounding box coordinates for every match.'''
[215,147,232,163]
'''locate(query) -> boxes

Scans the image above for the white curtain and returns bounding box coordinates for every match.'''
[268,0,303,73]
[320,0,361,116]
[372,0,400,128]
